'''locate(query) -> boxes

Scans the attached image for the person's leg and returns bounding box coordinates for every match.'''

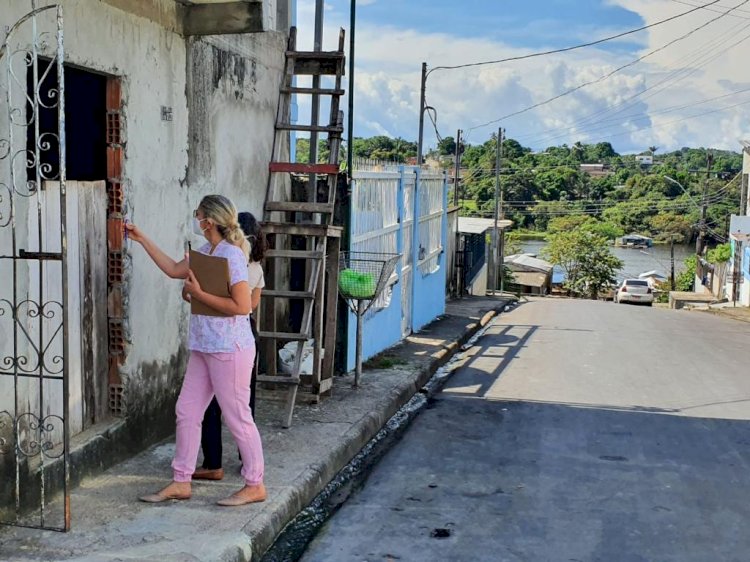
[172,351,215,482]
[141,351,214,502]
[249,315,259,418]
[208,348,266,505]
[199,397,223,470]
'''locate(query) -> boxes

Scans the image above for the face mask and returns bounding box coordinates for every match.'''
[192,217,207,236]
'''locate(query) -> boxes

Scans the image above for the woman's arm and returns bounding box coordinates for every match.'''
[250,287,262,313]
[185,271,253,316]
[126,224,189,279]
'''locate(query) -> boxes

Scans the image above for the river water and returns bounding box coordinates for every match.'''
[520,240,694,283]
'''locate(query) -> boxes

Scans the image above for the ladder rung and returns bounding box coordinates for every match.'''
[257,375,300,385]
[276,123,343,134]
[263,290,315,299]
[262,222,343,237]
[266,202,335,214]
[266,249,324,259]
[281,86,345,96]
[286,50,345,60]
[259,331,310,341]
[269,162,340,175]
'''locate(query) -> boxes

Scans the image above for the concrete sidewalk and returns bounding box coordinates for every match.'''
[0,296,507,562]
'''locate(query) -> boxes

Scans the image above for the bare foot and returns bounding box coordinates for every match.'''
[216,483,267,506]
[139,481,192,503]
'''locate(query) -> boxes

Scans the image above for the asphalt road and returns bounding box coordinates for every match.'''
[301,299,750,562]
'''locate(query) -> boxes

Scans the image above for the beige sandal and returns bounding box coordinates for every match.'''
[216,483,267,506]
[139,481,192,503]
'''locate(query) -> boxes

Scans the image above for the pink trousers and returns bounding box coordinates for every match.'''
[172,348,264,485]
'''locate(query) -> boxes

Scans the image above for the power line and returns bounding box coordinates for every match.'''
[428,0,723,74]
[466,0,749,134]
[669,0,750,17]
[521,19,750,146]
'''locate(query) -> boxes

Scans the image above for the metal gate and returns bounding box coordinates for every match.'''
[0,3,70,531]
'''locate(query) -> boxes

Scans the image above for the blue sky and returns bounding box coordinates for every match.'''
[296,0,750,154]
[349,0,644,51]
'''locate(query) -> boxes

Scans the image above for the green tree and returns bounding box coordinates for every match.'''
[543,231,623,299]
[438,136,456,156]
[649,212,693,243]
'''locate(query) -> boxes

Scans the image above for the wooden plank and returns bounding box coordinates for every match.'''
[321,236,340,387]
[317,376,334,394]
[258,331,310,341]
[269,162,340,174]
[181,2,264,36]
[257,375,300,385]
[281,86,345,96]
[265,201,335,214]
[286,50,346,60]
[312,250,325,393]
[266,249,324,259]
[262,222,343,238]
[275,123,344,134]
[263,289,315,299]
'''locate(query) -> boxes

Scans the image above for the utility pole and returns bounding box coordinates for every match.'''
[346,0,356,178]
[499,128,506,295]
[490,127,503,294]
[697,150,713,256]
[417,62,427,166]
[670,235,675,290]
[453,129,462,207]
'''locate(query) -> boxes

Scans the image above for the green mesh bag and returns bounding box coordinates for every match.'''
[339,269,377,299]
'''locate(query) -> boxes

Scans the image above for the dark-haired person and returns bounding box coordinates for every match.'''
[193,212,266,481]
[127,195,266,507]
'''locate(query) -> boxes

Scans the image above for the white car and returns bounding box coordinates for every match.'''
[614,279,654,306]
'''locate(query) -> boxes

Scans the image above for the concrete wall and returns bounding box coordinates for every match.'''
[0,1,284,447]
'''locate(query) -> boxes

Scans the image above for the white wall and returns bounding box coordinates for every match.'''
[1,1,284,435]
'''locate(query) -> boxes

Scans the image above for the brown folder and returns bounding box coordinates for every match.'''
[189,249,231,317]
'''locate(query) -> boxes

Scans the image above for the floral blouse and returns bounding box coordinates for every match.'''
[188,240,254,353]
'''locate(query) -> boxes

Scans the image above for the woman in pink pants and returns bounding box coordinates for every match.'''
[126,194,265,507]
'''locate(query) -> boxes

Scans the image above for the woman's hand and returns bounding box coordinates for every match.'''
[183,270,203,297]
[181,286,192,303]
[125,223,146,244]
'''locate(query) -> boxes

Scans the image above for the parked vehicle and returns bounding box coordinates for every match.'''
[614,279,654,306]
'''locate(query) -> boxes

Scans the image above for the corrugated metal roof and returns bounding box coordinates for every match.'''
[505,253,554,273]
[457,217,513,234]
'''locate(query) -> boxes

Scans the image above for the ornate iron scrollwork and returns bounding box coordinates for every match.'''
[16,412,64,459]
[0,410,13,455]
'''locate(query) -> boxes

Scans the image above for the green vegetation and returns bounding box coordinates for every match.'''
[676,255,698,292]
[542,231,624,299]
[454,136,739,242]
[299,133,741,249]
[707,243,732,263]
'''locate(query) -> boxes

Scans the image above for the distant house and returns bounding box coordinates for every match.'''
[726,215,750,306]
[579,163,612,177]
[636,155,653,166]
[505,253,554,295]
[617,234,653,248]
[456,217,512,295]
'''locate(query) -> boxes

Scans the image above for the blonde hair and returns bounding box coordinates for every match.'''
[198,194,250,260]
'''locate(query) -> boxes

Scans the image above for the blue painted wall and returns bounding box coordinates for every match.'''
[345,167,448,371]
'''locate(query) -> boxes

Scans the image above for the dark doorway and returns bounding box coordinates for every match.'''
[28,60,107,182]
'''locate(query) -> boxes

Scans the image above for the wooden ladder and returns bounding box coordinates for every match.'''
[259,27,345,428]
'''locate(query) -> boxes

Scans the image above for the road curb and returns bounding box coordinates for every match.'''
[256,302,506,561]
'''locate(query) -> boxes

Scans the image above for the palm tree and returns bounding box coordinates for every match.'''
[648,146,659,156]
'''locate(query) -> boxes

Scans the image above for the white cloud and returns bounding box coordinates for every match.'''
[293,0,750,153]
